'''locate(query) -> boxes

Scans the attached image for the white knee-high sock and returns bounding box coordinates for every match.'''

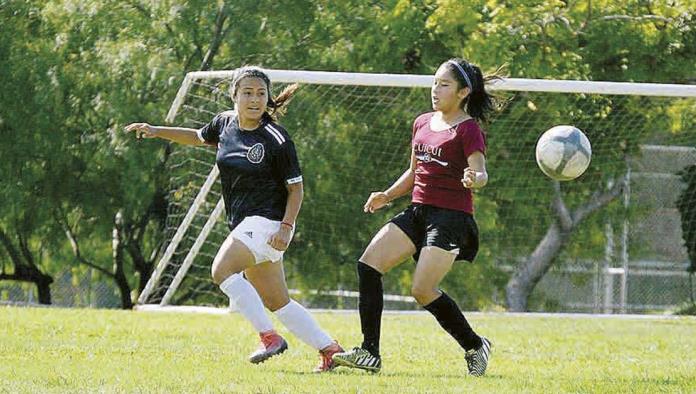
[275,299,333,350]
[219,273,273,333]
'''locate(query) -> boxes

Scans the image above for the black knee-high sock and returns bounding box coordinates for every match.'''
[357,261,383,357]
[423,292,482,351]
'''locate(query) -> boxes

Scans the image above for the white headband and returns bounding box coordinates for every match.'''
[447,61,472,90]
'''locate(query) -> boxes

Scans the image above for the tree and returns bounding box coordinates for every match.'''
[33,0,241,307]
[0,0,64,303]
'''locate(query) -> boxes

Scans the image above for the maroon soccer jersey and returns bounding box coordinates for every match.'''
[411,112,487,213]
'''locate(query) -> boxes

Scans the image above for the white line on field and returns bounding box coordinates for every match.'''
[134,304,694,320]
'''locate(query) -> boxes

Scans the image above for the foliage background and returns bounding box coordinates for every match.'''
[0,0,694,309]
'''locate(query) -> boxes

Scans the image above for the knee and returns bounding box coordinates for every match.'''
[360,237,386,271]
[359,252,390,275]
[411,284,437,305]
[359,250,377,269]
[265,296,290,312]
[211,266,227,286]
[211,257,239,285]
[358,258,384,276]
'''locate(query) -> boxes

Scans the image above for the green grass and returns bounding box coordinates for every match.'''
[1,307,695,393]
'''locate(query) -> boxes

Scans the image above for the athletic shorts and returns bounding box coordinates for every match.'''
[390,203,479,262]
[231,216,294,264]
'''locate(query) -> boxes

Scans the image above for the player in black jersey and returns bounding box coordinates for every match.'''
[125,66,342,372]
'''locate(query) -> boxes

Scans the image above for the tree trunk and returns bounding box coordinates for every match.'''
[505,179,626,311]
[0,227,53,304]
[127,244,151,293]
[35,274,53,304]
[505,222,571,311]
[199,4,231,71]
[112,211,133,309]
[125,144,169,297]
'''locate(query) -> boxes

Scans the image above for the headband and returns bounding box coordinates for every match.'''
[447,60,472,90]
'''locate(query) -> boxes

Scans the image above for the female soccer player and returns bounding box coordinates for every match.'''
[332,58,500,376]
[125,66,342,372]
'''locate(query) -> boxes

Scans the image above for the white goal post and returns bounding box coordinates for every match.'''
[137,68,696,313]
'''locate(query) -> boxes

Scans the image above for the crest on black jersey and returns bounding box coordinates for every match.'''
[247,143,265,164]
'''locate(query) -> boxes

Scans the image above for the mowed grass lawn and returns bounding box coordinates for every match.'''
[1,307,695,393]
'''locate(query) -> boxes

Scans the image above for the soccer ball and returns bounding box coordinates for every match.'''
[535,125,592,181]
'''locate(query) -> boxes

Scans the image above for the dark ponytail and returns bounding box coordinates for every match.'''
[230,65,299,122]
[265,83,299,121]
[444,58,504,124]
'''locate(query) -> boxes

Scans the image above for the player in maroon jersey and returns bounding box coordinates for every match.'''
[333,58,502,376]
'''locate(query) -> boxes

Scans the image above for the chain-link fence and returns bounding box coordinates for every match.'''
[0,268,121,308]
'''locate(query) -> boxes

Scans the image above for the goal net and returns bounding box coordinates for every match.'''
[138,68,696,313]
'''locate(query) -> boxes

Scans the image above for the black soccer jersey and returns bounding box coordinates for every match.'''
[198,111,302,230]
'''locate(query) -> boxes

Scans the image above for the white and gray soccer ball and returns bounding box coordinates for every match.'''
[535,125,592,181]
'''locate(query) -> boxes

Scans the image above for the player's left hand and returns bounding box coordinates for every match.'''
[267,225,293,251]
[124,122,158,139]
[461,167,477,188]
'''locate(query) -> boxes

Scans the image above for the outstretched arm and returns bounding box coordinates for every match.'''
[364,148,417,213]
[124,123,205,146]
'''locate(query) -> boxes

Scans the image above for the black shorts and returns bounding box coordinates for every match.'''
[390,203,479,262]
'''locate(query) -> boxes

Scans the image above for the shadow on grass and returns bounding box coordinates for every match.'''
[277,368,504,380]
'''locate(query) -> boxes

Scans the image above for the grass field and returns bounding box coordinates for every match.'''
[2,307,695,393]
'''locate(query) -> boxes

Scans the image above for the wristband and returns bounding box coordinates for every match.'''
[280,221,294,229]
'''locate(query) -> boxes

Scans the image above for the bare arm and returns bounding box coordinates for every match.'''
[281,182,303,227]
[364,149,417,213]
[461,151,488,189]
[267,182,303,251]
[124,123,205,146]
[384,148,417,200]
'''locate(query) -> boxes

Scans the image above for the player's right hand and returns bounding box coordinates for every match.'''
[363,192,391,213]
[124,123,158,139]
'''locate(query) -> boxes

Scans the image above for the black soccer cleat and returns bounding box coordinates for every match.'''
[465,336,492,377]
[331,346,382,372]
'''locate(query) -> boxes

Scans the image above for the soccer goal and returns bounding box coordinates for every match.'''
[137,68,696,313]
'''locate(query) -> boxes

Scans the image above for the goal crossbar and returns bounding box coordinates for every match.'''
[184,68,696,97]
